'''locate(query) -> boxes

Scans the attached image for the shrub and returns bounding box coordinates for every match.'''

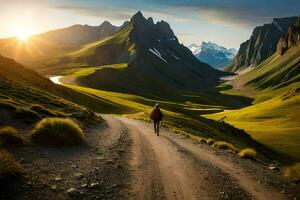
[30,118,84,147]
[0,150,22,183]
[212,141,237,152]
[238,148,257,159]
[207,138,215,145]
[0,127,24,146]
[284,163,300,182]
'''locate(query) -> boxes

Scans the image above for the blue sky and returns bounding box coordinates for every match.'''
[0,0,299,49]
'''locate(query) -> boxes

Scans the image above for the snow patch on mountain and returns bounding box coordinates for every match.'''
[149,48,167,62]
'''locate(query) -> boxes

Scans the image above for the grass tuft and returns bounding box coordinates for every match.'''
[212,141,238,152]
[238,148,257,159]
[0,150,22,183]
[30,118,84,147]
[206,138,215,145]
[284,163,300,183]
[0,127,24,146]
[198,138,207,144]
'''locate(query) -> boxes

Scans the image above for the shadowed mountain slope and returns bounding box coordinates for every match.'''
[56,12,227,96]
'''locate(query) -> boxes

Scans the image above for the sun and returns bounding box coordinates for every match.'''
[16,28,33,41]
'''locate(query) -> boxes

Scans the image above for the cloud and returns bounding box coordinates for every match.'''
[56,4,191,24]
[56,6,133,21]
[56,0,300,28]
[164,0,300,27]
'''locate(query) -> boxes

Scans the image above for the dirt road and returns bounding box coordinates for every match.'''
[4,116,299,200]
[115,116,299,200]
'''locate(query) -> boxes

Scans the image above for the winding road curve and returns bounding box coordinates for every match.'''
[103,116,293,200]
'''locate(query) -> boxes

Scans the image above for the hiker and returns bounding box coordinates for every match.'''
[150,103,163,136]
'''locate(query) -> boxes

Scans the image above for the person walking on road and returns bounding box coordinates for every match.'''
[150,103,163,136]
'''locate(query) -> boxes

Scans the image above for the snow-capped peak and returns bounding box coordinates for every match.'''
[188,41,237,68]
[198,41,237,59]
[188,43,202,55]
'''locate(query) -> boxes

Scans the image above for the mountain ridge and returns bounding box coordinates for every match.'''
[54,11,226,96]
[225,16,298,72]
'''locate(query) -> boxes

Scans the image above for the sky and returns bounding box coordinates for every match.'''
[0,0,299,49]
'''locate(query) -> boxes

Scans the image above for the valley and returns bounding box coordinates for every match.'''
[0,8,299,200]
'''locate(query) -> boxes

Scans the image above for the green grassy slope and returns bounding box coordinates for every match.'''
[223,47,300,102]
[0,54,112,125]
[205,48,300,163]
[64,83,275,160]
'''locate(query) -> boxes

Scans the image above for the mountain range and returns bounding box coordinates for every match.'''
[49,12,226,96]
[0,21,121,67]
[188,42,237,68]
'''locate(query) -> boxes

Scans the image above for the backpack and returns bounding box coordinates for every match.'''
[152,108,162,121]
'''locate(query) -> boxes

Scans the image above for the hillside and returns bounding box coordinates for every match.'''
[0,53,120,125]
[0,21,120,68]
[189,42,237,68]
[225,16,298,72]
[206,46,300,162]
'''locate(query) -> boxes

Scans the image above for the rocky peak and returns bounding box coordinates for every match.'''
[226,16,298,72]
[155,20,175,39]
[277,16,300,55]
[130,11,148,26]
[148,17,154,24]
[100,20,113,27]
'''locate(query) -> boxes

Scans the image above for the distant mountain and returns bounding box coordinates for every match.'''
[188,42,237,68]
[58,11,226,96]
[0,21,120,67]
[225,16,298,72]
[38,21,120,46]
[188,43,202,55]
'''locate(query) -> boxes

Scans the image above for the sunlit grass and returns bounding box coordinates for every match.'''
[73,63,128,77]
[204,93,300,162]
[30,118,84,147]
[238,148,257,159]
[284,163,300,182]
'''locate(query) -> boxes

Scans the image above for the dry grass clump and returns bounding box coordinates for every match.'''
[284,163,300,183]
[206,138,215,145]
[0,150,22,183]
[212,141,237,152]
[0,127,24,146]
[238,148,257,159]
[198,138,207,144]
[30,118,84,147]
